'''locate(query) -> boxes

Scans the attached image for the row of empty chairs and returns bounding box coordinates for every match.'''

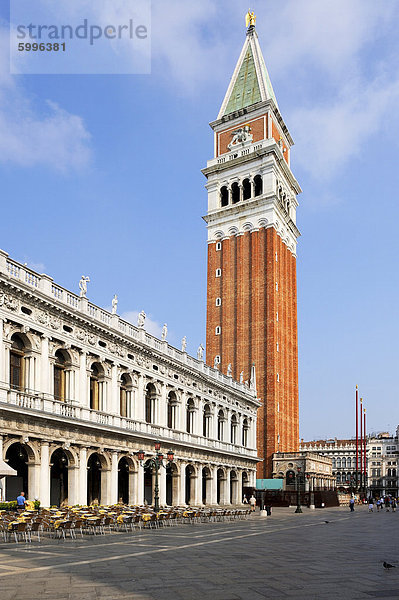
[0,505,252,543]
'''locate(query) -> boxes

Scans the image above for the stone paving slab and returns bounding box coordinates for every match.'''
[0,507,399,599]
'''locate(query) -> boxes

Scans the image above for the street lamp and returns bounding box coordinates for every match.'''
[136,442,174,512]
[295,466,303,513]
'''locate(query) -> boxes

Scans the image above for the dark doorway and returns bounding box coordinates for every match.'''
[5,443,28,501]
[50,449,69,506]
[87,453,102,504]
[118,457,129,504]
[144,461,152,504]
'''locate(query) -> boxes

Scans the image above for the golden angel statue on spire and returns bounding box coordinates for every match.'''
[245,9,256,28]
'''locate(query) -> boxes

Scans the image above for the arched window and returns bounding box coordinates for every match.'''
[254,174,263,197]
[230,414,238,444]
[120,373,133,418]
[231,182,240,204]
[341,457,346,469]
[90,363,104,411]
[54,350,67,401]
[10,334,25,391]
[203,404,211,437]
[242,178,251,200]
[336,457,341,469]
[167,391,178,429]
[217,409,225,441]
[332,458,336,469]
[336,473,341,483]
[220,186,229,207]
[286,470,295,486]
[186,398,195,434]
[145,383,156,424]
[242,418,249,447]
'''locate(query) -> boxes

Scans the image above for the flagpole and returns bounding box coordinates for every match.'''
[363,408,367,497]
[355,385,359,492]
[359,397,363,494]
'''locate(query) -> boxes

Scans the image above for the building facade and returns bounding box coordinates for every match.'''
[300,439,358,493]
[367,432,398,497]
[301,432,399,497]
[203,21,301,477]
[0,249,259,507]
[272,451,335,491]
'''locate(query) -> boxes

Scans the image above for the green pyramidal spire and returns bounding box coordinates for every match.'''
[219,26,279,119]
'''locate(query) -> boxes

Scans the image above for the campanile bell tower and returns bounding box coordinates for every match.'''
[203,13,302,477]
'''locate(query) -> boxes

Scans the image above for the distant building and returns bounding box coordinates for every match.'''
[272,451,335,491]
[300,439,357,493]
[301,430,399,497]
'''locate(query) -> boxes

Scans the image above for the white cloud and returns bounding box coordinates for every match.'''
[0,25,91,171]
[121,310,163,338]
[292,77,399,180]
[264,0,395,80]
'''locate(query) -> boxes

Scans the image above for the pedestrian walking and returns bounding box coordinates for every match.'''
[249,494,256,512]
[391,498,396,513]
[349,497,355,512]
[385,497,391,512]
[368,501,374,512]
[243,494,248,504]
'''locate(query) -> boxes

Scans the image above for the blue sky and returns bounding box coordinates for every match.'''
[1,1,399,441]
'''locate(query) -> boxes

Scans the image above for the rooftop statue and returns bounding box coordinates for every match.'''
[245,9,256,28]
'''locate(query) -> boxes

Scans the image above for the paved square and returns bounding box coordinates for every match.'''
[0,506,398,599]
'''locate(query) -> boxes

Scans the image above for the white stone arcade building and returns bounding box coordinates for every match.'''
[0,249,259,507]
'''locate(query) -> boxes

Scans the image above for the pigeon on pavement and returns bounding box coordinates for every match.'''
[383,562,396,569]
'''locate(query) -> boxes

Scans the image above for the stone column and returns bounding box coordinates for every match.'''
[237,471,243,504]
[79,352,88,407]
[159,383,168,427]
[136,462,144,505]
[179,461,186,505]
[212,409,218,440]
[101,466,111,505]
[159,463,166,507]
[194,467,202,505]
[67,465,79,506]
[210,466,218,505]
[128,468,135,505]
[110,452,118,505]
[40,336,50,395]
[78,447,88,505]
[195,399,203,437]
[39,442,50,507]
[220,472,228,505]
[0,317,4,385]
[136,374,145,422]
[110,365,119,415]
[0,435,4,501]
[28,459,41,502]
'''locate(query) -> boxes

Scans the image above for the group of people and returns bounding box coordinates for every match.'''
[349,495,398,512]
[368,496,397,512]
